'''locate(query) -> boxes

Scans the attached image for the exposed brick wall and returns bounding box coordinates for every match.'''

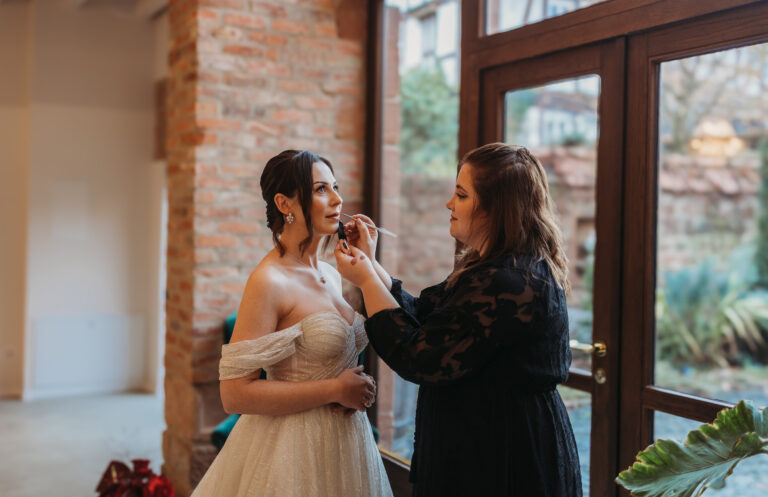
[163,0,368,494]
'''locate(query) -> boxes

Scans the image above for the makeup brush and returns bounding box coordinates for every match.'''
[341,213,398,238]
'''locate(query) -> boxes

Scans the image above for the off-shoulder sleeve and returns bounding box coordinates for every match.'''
[366,266,545,385]
[219,328,302,380]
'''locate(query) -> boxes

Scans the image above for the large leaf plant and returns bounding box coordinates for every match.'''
[616,401,768,497]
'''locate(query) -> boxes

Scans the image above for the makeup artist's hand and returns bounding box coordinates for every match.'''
[344,214,378,259]
[334,242,377,288]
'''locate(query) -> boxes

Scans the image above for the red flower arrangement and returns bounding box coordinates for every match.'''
[96,459,175,497]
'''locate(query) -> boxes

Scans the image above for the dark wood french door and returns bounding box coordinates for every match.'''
[370,1,768,496]
[480,39,625,497]
[460,1,768,497]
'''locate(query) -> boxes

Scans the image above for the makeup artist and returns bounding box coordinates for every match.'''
[335,143,582,497]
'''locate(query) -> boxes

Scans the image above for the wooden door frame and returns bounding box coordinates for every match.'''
[480,38,626,497]
[619,1,768,485]
[364,1,768,495]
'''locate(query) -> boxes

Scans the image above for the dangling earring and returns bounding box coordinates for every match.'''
[285,212,295,225]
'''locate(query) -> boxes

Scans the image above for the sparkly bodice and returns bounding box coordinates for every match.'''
[219,311,368,382]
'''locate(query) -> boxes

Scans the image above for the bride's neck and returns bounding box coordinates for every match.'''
[280,231,323,266]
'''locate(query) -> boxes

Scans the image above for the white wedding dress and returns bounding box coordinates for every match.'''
[191,311,393,497]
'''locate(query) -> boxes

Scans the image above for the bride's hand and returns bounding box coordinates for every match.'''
[334,366,376,412]
[334,242,377,288]
[344,215,378,259]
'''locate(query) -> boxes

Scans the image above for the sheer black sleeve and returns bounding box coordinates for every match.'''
[366,266,544,385]
[389,278,445,322]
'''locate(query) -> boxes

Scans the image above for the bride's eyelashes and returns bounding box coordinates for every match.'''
[315,184,340,194]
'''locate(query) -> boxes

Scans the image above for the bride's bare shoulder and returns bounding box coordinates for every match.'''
[246,252,291,295]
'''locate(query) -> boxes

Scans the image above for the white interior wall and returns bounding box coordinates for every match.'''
[0,0,166,399]
[0,2,32,398]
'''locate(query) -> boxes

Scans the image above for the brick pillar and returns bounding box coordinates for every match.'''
[162,0,368,494]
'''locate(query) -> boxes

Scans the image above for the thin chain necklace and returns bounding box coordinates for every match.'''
[288,253,326,285]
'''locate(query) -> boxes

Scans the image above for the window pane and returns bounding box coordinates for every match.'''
[558,386,591,497]
[653,411,768,496]
[376,0,461,462]
[485,0,609,36]
[504,74,601,371]
[654,43,768,408]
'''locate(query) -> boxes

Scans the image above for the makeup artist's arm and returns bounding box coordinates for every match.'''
[335,244,398,315]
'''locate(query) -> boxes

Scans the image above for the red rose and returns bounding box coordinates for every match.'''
[147,475,175,497]
[132,459,152,476]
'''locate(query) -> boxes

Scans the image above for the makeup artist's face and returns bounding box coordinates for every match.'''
[446,163,487,249]
[310,162,343,236]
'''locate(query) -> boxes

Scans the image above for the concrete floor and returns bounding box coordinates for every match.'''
[0,393,164,497]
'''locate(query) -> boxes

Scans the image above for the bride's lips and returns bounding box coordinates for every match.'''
[450,216,457,222]
[326,213,340,220]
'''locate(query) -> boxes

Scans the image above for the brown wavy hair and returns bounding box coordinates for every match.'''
[260,149,334,256]
[447,142,569,292]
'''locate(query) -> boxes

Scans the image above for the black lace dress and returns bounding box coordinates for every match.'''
[365,255,582,497]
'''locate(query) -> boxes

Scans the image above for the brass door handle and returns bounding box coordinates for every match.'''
[569,340,607,358]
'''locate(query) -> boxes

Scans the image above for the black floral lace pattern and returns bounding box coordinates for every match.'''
[365,256,581,497]
[374,265,542,384]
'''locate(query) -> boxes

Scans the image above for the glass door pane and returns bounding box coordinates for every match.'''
[485,0,609,36]
[376,0,461,462]
[654,43,768,408]
[504,74,601,373]
[504,74,600,494]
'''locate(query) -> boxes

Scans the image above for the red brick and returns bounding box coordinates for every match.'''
[223,44,265,57]
[265,48,279,61]
[224,13,267,29]
[218,281,247,294]
[224,73,269,87]
[194,266,240,279]
[220,221,261,234]
[272,19,309,34]
[270,108,313,123]
[245,60,291,76]
[196,235,239,248]
[296,124,333,138]
[198,9,219,20]
[195,176,241,189]
[181,133,218,146]
[195,249,218,263]
[195,164,219,175]
[336,40,362,56]
[196,101,219,116]
[294,95,334,110]
[278,79,320,93]
[221,164,259,177]
[248,32,288,46]
[315,22,336,37]
[199,0,245,8]
[211,26,244,41]
[195,191,216,204]
[196,117,242,131]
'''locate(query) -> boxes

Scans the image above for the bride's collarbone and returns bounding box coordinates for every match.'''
[277,284,355,330]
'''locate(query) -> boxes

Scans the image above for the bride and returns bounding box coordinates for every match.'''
[191,150,393,497]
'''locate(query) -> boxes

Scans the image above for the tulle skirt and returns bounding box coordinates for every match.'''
[191,405,393,497]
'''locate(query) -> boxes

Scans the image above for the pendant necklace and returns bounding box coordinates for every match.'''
[292,255,326,284]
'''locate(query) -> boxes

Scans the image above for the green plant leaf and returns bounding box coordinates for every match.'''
[616,401,768,497]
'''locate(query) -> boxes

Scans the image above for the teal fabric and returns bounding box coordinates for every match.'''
[223,312,237,344]
[213,312,240,452]
[211,413,240,451]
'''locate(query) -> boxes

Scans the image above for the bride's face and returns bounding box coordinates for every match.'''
[308,161,343,236]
